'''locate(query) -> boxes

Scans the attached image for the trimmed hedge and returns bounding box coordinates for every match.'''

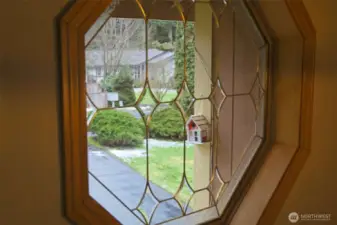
[150,107,185,140]
[90,110,145,148]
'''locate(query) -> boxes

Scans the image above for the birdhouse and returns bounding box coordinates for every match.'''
[186,115,211,144]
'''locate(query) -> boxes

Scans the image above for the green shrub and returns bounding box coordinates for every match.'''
[150,107,185,140]
[90,110,145,148]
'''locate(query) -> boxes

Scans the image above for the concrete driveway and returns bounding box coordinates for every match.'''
[88,146,184,224]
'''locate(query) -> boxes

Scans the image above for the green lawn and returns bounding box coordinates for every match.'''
[88,136,195,204]
[117,145,194,204]
[136,89,177,105]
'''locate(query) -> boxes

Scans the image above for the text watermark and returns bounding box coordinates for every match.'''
[288,212,332,223]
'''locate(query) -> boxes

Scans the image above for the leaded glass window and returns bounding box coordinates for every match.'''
[84,0,268,224]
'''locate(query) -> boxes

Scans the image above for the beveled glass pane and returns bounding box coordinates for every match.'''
[185,21,197,98]
[148,104,185,200]
[147,19,180,102]
[212,3,234,94]
[232,95,256,174]
[177,81,194,117]
[210,79,227,117]
[88,108,147,209]
[234,21,259,95]
[215,97,233,181]
[85,0,146,109]
[138,87,158,120]
[137,187,159,224]
[150,199,183,225]
[187,99,212,192]
[175,178,194,213]
[217,136,262,213]
[208,168,227,202]
[186,189,215,214]
[232,0,265,48]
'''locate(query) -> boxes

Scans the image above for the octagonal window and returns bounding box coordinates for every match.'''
[62,0,269,224]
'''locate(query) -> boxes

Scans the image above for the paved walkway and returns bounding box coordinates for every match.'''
[88,146,183,224]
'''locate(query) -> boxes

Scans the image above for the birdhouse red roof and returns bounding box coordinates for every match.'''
[186,115,210,131]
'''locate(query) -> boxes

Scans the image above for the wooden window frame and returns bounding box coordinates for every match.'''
[59,0,315,224]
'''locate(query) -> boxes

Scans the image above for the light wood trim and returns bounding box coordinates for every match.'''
[61,1,95,224]
[285,0,316,152]
[79,2,124,224]
[257,0,316,224]
[217,1,316,225]
[230,144,298,225]
[61,1,121,224]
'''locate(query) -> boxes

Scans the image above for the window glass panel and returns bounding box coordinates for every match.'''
[83,0,268,224]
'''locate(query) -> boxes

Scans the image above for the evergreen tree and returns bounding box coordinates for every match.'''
[101,66,136,105]
[174,22,195,113]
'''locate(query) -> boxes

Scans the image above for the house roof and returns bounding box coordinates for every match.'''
[186,115,210,131]
[85,49,174,67]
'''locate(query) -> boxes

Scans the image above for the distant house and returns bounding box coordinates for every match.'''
[85,49,175,83]
[85,48,174,108]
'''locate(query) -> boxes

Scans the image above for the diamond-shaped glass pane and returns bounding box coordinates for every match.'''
[208,169,227,202]
[138,86,158,121]
[136,188,159,224]
[251,78,266,138]
[211,79,227,117]
[186,189,215,214]
[175,178,194,213]
[250,76,265,119]
[177,82,195,117]
[232,95,256,175]
[150,198,183,225]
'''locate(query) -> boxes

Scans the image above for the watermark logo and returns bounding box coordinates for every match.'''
[288,212,331,223]
[288,212,300,223]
